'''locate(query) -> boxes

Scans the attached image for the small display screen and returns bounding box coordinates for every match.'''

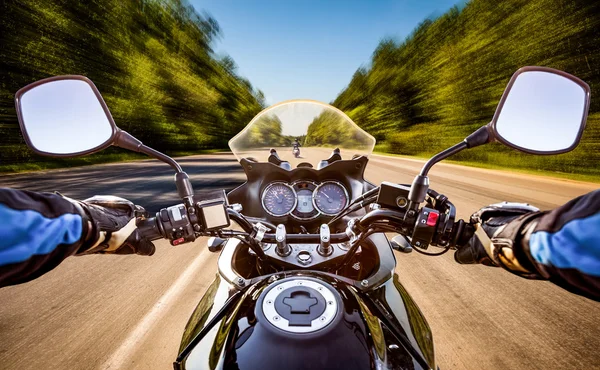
[296,189,314,213]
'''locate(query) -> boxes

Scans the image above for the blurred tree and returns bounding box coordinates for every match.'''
[247,114,284,147]
[0,0,264,170]
[334,0,600,176]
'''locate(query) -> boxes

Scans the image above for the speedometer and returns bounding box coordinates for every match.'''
[261,182,297,217]
[313,181,349,216]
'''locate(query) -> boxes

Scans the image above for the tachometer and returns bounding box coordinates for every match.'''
[313,181,349,216]
[261,182,297,217]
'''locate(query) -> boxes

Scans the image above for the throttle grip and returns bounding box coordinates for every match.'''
[451,219,475,247]
[137,217,163,241]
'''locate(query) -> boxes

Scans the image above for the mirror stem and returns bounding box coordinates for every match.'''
[407,141,467,204]
[113,130,194,199]
[408,125,490,204]
[139,145,183,173]
[114,130,183,172]
[418,141,468,177]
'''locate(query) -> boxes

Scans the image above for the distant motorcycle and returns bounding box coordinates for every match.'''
[14,67,590,369]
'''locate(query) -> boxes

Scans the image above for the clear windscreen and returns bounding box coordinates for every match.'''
[229,100,376,166]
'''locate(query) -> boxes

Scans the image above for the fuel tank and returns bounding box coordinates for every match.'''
[176,273,434,370]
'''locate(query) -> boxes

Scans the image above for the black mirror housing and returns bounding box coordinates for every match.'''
[489,66,590,155]
[15,75,118,157]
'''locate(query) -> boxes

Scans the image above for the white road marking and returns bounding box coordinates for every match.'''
[101,248,212,370]
[372,153,426,163]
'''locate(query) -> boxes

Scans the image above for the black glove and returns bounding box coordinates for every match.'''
[455,202,541,277]
[75,195,156,256]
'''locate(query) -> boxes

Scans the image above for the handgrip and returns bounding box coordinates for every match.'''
[137,217,163,241]
[452,220,475,247]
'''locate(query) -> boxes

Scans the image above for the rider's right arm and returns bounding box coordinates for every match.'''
[520,190,600,301]
[0,188,89,287]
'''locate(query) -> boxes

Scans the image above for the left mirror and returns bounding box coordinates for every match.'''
[15,76,116,156]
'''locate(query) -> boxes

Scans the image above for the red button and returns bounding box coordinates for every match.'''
[172,237,185,246]
[426,212,439,226]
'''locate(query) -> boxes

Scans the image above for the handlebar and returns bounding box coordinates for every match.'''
[262,232,350,244]
[225,209,350,243]
[136,192,476,251]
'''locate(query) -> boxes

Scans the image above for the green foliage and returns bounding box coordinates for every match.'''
[334,0,600,176]
[0,0,264,171]
[246,114,285,147]
[2,0,599,177]
[305,110,367,150]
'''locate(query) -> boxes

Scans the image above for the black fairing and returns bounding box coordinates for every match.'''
[178,273,434,370]
[227,156,375,228]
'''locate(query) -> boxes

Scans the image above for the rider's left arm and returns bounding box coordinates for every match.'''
[0,188,90,287]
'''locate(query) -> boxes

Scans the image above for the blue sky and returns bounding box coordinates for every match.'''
[191,0,461,104]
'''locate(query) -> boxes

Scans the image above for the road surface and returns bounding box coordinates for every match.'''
[0,152,598,370]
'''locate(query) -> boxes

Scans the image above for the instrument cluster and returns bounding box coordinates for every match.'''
[261,180,349,220]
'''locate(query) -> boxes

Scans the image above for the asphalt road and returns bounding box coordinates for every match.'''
[0,152,599,370]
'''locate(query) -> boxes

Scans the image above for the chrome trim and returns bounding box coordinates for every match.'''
[312,180,350,216]
[217,238,244,287]
[230,203,243,213]
[275,224,291,256]
[255,222,268,242]
[262,279,338,333]
[318,224,332,256]
[261,181,297,217]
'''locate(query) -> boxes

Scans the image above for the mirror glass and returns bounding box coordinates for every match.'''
[18,79,114,155]
[494,70,587,153]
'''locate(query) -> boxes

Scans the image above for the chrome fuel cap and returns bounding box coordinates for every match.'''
[261,278,339,333]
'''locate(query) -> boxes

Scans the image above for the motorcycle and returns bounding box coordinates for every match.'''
[292,146,300,158]
[14,66,590,369]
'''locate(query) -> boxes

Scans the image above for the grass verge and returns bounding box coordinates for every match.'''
[0,149,226,174]
[374,151,600,184]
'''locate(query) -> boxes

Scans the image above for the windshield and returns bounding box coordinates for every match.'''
[229,100,375,166]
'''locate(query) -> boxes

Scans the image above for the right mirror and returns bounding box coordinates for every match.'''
[491,67,590,154]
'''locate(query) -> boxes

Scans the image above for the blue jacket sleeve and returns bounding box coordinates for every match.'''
[0,188,88,287]
[523,190,600,301]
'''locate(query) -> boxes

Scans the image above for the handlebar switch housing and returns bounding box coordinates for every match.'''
[411,207,440,248]
[160,204,195,245]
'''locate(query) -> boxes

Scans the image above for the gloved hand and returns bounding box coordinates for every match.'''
[76,195,156,256]
[454,201,541,276]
